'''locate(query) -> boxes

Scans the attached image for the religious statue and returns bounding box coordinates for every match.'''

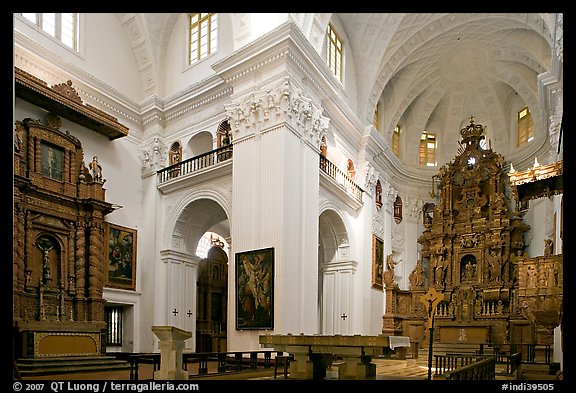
[383,254,400,287]
[36,239,54,284]
[409,259,425,289]
[90,156,103,182]
[544,239,554,256]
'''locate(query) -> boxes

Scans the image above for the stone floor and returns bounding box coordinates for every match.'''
[20,357,430,380]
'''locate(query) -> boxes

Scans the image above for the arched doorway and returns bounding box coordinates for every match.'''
[164,197,230,351]
[318,209,354,334]
[196,234,229,352]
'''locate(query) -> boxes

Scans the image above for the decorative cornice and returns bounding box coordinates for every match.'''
[15,67,129,140]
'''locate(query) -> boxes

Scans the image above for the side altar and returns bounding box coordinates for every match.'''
[259,334,410,379]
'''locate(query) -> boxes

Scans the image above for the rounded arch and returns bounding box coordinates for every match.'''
[163,190,232,253]
[186,131,213,158]
[317,205,356,335]
[318,208,350,266]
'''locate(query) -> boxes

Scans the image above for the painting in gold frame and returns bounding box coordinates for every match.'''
[372,235,384,290]
[106,223,137,290]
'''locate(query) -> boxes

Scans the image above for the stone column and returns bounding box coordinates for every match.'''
[152,326,192,380]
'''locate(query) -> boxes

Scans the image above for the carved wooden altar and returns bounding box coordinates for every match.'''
[13,113,117,358]
[383,117,563,354]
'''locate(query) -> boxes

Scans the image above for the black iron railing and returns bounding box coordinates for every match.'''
[157,145,233,184]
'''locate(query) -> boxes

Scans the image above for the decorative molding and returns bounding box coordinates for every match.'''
[363,160,379,195]
[225,79,329,149]
[138,137,167,175]
[15,67,129,140]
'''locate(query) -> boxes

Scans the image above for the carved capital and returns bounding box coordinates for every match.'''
[225,80,329,148]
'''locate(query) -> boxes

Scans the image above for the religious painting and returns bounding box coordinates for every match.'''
[40,141,64,181]
[372,235,384,290]
[106,223,137,290]
[235,247,274,330]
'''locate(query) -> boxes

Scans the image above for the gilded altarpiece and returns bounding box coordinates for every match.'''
[383,117,562,355]
[13,115,116,358]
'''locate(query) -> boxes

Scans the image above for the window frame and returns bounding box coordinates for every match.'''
[392,125,401,157]
[105,306,123,346]
[188,13,219,66]
[326,23,343,83]
[419,131,437,167]
[517,106,534,146]
[19,13,80,53]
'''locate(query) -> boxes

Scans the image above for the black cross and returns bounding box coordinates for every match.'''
[172,309,178,316]
[187,310,193,317]
[341,313,348,320]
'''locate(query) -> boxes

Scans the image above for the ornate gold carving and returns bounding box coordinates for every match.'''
[384,117,559,347]
[15,67,129,140]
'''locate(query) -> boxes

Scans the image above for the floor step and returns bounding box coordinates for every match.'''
[16,356,131,377]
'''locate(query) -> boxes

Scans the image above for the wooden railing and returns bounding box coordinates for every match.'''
[436,355,497,380]
[157,145,233,184]
[319,155,363,202]
[433,352,522,380]
[119,350,280,380]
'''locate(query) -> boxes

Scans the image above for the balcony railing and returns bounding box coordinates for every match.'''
[157,147,363,204]
[157,145,233,184]
[319,155,363,202]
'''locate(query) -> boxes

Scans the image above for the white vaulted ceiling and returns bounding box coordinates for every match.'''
[337,13,554,170]
[116,13,558,177]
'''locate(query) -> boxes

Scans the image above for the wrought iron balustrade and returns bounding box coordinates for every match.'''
[157,145,233,184]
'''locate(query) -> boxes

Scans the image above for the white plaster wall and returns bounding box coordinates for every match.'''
[228,125,319,351]
[162,13,235,99]
[15,14,144,103]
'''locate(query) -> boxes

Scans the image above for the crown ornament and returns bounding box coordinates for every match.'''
[460,115,485,146]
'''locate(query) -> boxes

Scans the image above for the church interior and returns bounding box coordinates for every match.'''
[12,13,563,380]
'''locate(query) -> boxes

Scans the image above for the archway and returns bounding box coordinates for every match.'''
[164,197,230,350]
[318,209,354,334]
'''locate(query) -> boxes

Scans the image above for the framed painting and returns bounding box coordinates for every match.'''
[372,235,384,290]
[235,247,274,330]
[106,223,137,290]
[40,141,64,181]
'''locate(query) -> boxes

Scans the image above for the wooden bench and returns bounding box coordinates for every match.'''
[273,354,293,379]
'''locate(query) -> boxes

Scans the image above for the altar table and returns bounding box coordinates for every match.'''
[259,334,410,379]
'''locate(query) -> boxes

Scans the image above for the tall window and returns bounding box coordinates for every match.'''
[392,125,401,157]
[21,13,78,51]
[326,23,343,82]
[105,307,123,346]
[419,131,436,167]
[189,13,218,65]
[517,106,534,146]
